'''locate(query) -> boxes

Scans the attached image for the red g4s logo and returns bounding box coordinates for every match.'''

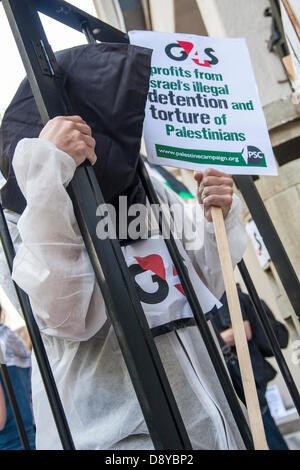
[165,41,218,67]
[129,254,185,305]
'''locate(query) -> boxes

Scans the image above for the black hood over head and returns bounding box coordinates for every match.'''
[0,42,152,215]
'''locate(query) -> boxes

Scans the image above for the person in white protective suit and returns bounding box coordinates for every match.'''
[6,113,250,450]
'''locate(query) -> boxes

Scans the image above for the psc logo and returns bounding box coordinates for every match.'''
[165,41,218,67]
[242,146,265,166]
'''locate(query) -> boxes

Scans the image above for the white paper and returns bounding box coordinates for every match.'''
[265,384,287,420]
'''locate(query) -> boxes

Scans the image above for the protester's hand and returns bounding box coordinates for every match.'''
[39,115,97,166]
[220,320,252,347]
[194,168,233,221]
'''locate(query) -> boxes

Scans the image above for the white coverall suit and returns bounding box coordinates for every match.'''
[3,137,249,450]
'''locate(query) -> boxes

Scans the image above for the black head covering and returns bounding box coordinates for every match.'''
[0,43,152,214]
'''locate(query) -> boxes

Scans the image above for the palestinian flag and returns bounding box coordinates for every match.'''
[143,157,195,201]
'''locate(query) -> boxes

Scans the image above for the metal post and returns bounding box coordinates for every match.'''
[238,259,300,415]
[2,0,192,449]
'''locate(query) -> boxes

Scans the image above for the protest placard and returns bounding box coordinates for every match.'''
[129,30,277,176]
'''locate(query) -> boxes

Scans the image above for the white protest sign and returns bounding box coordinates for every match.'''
[129,31,277,176]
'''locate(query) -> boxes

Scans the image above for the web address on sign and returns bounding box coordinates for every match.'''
[157,146,240,163]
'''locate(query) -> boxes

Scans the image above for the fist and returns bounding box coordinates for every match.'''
[194,168,233,222]
[39,115,97,167]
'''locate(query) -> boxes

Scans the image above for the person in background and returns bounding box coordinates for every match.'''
[0,381,6,432]
[0,307,35,450]
[211,284,289,450]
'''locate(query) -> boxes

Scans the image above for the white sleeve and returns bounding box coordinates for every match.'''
[11,138,106,341]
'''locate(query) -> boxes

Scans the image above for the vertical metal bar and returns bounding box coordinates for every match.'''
[238,259,300,415]
[0,204,76,450]
[2,0,192,449]
[0,356,31,449]
[234,175,300,321]
[137,160,254,450]
[39,0,300,448]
